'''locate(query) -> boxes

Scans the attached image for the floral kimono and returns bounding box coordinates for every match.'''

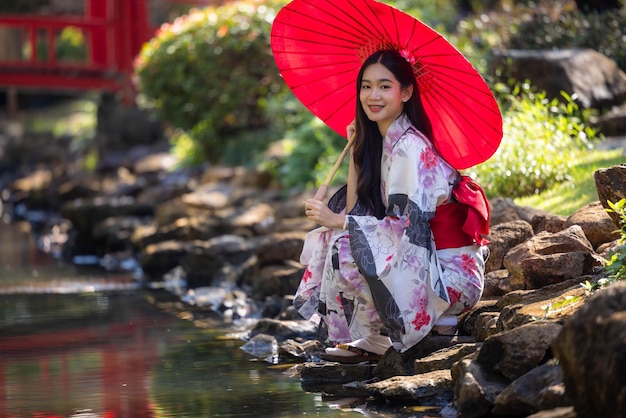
[294,114,488,352]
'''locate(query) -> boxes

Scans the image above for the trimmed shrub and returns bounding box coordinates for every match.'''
[134,0,289,164]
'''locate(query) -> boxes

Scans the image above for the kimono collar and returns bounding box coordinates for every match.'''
[383,113,413,148]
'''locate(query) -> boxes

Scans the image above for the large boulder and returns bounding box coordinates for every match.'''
[503,225,605,289]
[490,48,626,109]
[553,281,626,418]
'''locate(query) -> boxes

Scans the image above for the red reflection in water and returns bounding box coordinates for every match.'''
[0,314,170,417]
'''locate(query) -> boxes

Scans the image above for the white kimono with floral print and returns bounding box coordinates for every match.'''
[295,114,487,352]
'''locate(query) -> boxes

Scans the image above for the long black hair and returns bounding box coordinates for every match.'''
[352,49,433,217]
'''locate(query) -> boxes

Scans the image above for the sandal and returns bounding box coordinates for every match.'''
[320,344,383,364]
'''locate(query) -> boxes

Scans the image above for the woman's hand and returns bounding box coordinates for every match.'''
[303,198,345,229]
[347,120,356,140]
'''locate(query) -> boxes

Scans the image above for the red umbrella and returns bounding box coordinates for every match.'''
[270,0,503,171]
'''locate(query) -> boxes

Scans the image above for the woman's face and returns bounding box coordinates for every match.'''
[359,62,412,136]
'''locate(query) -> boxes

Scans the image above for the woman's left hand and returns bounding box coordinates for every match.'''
[303,198,344,229]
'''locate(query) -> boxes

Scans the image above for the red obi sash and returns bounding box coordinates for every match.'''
[430,176,490,249]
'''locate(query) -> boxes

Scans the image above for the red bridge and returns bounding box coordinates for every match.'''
[0,0,212,106]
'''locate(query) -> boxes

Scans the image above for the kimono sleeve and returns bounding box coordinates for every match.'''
[385,132,453,246]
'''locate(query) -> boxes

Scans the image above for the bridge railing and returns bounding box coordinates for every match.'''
[0,0,150,100]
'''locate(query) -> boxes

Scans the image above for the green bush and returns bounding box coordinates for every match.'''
[134,0,289,164]
[467,81,600,198]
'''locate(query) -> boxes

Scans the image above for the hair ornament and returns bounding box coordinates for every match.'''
[400,49,416,65]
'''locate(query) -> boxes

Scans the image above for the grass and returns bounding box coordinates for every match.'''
[515,147,625,216]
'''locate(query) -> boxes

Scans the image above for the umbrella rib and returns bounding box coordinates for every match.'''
[431,96,499,167]
[282,0,377,44]
[429,74,502,119]
[325,0,384,39]
[434,88,502,138]
[279,57,359,72]
[427,86,502,151]
[287,65,357,91]
[410,32,446,57]
[272,21,366,49]
[360,0,398,47]
[319,93,355,126]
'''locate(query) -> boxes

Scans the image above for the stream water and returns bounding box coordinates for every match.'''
[0,220,382,418]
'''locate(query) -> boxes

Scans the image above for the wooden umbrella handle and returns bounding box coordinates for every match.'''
[313,134,355,200]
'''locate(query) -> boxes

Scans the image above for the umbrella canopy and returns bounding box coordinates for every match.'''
[270,0,503,169]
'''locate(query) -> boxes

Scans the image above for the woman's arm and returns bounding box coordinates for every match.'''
[346,150,358,213]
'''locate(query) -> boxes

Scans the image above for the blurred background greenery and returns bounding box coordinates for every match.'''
[24,0,624,216]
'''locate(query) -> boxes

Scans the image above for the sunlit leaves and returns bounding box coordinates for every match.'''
[605,199,626,281]
[468,82,601,198]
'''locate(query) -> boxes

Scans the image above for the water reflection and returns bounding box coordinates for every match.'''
[0,221,367,417]
[1,291,367,417]
[1,292,165,417]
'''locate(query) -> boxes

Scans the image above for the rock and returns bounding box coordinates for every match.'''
[182,182,238,210]
[92,216,153,253]
[593,109,626,137]
[59,195,153,254]
[475,321,562,381]
[413,343,480,374]
[474,312,501,342]
[214,202,276,236]
[483,269,511,297]
[278,339,326,362]
[201,165,273,189]
[531,213,569,235]
[496,278,590,330]
[566,201,621,249]
[140,240,188,278]
[373,335,475,379]
[452,358,510,418]
[526,406,577,418]
[256,231,307,265]
[247,318,318,342]
[365,370,454,404]
[459,298,500,338]
[594,164,626,227]
[491,362,569,417]
[503,225,605,289]
[240,333,278,359]
[552,281,626,418]
[180,235,258,288]
[300,361,376,391]
[490,48,626,109]
[252,262,304,299]
[485,220,534,274]
[135,174,191,206]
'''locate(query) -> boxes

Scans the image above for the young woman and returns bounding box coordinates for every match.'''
[297,50,489,362]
